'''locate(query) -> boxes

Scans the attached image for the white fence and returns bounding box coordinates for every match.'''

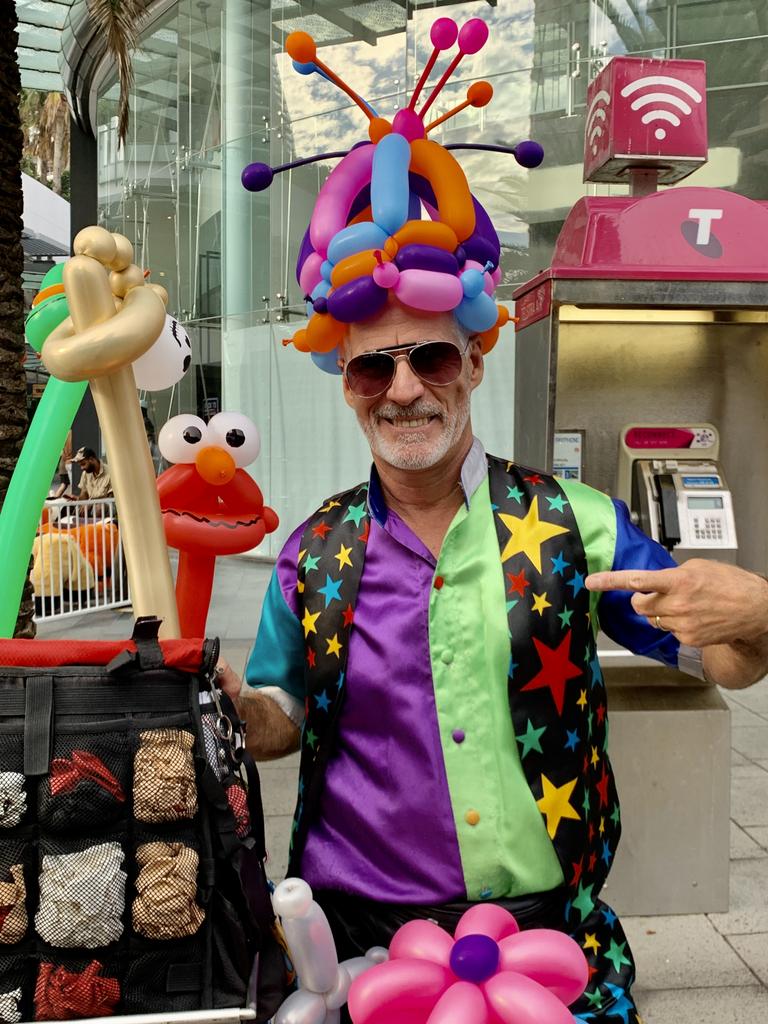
[32,498,130,621]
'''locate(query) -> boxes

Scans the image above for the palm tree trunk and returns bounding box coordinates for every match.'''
[52,105,65,195]
[0,4,35,638]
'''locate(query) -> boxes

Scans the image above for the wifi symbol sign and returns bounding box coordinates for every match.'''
[620,75,703,141]
[586,90,611,156]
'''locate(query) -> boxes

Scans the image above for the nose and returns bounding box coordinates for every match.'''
[195,445,236,485]
[385,354,425,405]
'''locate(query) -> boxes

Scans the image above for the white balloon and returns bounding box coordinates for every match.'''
[133,315,192,391]
[207,411,261,467]
[158,414,209,464]
[274,989,327,1024]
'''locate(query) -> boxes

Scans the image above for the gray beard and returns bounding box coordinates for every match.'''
[360,392,471,471]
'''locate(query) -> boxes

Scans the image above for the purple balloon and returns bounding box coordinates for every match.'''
[395,244,459,275]
[327,275,388,323]
[514,140,545,168]
[462,234,498,269]
[242,162,274,192]
[449,934,500,983]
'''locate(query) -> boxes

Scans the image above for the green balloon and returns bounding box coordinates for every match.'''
[25,293,69,354]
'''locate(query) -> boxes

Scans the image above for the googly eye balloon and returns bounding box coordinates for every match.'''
[158,414,210,464]
[207,412,261,466]
[133,315,193,392]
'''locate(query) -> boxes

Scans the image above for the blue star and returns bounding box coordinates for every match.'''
[601,838,612,866]
[573,1016,595,1023]
[551,550,571,576]
[589,654,603,688]
[565,728,580,751]
[315,690,331,712]
[567,570,586,596]
[508,655,519,679]
[336,670,345,690]
[490,502,499,512]
[317,574,343,607]
[602,907,618,928]
[297,777,304,797]
[604,984,634,1023]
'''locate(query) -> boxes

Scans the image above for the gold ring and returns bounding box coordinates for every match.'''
[654,615,663,630]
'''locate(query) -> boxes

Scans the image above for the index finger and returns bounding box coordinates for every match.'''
[585,568,679,594]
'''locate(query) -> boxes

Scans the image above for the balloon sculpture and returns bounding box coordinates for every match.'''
[243,17,544,371]
[0,260,191,637]
[347,903,589,1024]
[272,878,387,1024]
[156,413,279,637]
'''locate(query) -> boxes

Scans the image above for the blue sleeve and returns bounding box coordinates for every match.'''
[245,566,306,702]
[597,500,680,668]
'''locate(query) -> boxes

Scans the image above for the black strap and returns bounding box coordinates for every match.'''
[24,675,53,775]
[0,682,191,718]
[107,616,165,674]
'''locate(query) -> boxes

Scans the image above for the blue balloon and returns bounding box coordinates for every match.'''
[327,222,389,265]
[321,259,334,282]
[292,60,331,82]
[455,291,498,333]
[307,279,331,317]
[371,132,411,236]
[460,268,486,300]
[311,346,343,375]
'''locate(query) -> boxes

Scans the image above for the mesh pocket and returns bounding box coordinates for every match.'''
[0,953,28,1024]
[0,862,28,946]
[132,841,205,940]
[39,732,129,832]
[36,840,126,949]
[122,938,203,1014]
[34,957,120,1021]
[133,729,198,823]
[0,735,26,830]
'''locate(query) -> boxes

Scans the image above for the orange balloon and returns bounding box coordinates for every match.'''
[195,446,236,486]
[349,204,373,226]
[331,249,389,288]
[468,81,494,107]
[384,237,400,258]
[307,312,346,353]
[480,325,499,354]
[392,220,458,252]
[496,304,510,328]
[286,31,316,64]
[369,117,392,143]
[291,329,311,353]
[409,140,475,242]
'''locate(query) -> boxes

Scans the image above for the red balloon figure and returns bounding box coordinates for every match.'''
[156,412,278,637]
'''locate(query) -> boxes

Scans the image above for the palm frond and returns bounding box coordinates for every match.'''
[87,0,147,144]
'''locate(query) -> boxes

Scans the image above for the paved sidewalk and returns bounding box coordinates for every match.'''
[36,556,768,1023]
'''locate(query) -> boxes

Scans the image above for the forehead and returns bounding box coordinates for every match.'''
[344,300,459,359]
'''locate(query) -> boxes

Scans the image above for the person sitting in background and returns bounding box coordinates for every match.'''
[72,447,113,501]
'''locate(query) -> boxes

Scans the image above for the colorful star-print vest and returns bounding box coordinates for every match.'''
[286,457,620,906]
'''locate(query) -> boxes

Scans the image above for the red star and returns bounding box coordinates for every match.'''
[521,630,582,715]
[524,473,543,486]
[506,569,530,598]
[342,603,355,627]
[358,520,370,544]
[596,765,611,808]
[588,852,597,873]
[306,648,316,669]
[587,964,599,981]
[596,703,606,725]
[312,522,332,540]
[570,857,584,887]
[582,754,590,776]
[588,822,595,843]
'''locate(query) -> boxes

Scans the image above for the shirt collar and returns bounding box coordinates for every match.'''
[367,437,487,527]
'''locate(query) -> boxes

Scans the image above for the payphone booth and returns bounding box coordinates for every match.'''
[512,57,768,915]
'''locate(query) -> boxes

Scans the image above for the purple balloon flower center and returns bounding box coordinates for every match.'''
[449,933,500,983]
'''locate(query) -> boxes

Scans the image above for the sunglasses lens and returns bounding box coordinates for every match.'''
[410,341,463,385]
[346,352,395,397]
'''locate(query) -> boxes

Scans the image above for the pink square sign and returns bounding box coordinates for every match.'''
[584,56,707,184]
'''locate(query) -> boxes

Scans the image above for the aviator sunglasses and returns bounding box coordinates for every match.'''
[343,338,470,399]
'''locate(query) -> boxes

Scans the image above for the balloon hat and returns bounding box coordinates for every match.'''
[242,17,544,372]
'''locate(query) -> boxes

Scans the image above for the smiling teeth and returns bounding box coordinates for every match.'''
[392,417,431,428]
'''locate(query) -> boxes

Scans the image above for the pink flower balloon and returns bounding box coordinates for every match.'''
[347,907,588,1024]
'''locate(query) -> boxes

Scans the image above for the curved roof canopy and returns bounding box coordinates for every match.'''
[15,0,77,91]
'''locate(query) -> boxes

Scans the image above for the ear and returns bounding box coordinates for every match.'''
[468,335,484,390]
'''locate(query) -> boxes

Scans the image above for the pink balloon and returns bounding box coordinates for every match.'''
[499,931,588,1006]
[372,262,400,289]
[483,971,577,1024]
[299,252,324,295]
[454,904,520,944]
[430,17,458,50]
[426,982,488,1024]
[348,960,452,1024]
[310,145,375,258]
[389,920,453,967]
[458,18,489,55]
[491,265,502,286]
[393,268,463,312]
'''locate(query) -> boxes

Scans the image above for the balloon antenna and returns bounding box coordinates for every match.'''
[419,18,489,118]
[426,81,493,133]
[286,32,375,122]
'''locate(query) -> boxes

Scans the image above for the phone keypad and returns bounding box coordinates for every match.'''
[693,516,723,542]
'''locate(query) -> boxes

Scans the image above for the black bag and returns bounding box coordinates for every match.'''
[0,618,286,1023]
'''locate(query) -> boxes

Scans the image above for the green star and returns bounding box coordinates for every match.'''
[303,552,320,573]
[572,880,595,923]
[343,502,367,527]
[546,494,570,513]
[582,787,591,817]
[305,728,318,750]
[507,485,523,503]
[584,987,604,1010]
[604,938,632,973]
[506,599,519,614]
[610,803,621,826]
[516,720,546,759]
[557,606,574,628]
[587,709,594,740]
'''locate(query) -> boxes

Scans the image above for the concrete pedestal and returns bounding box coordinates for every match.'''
[602,674,731,916]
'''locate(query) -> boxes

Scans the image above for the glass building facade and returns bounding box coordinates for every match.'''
[90,0,768,554]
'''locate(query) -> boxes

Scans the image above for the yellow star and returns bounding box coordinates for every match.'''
[536,774,581,839]
[531,591,551,616]
[498,496,569,571]
[320,499,342,513]
[599,816,605,835]
[583,932,601,954]
[298,548,306,563]
[576,689,588,709]
[335,543,353,570]
[326,633,342,658]
[297,579,305,594]
[591,745,600,767]
[301,608,321,637]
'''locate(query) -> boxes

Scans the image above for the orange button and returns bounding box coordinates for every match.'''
[465,809,480,826]
[434,575,445,589]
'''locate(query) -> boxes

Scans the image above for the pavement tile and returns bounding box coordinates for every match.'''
[728,934,768,987]
[745,826,768,851]
[732,749,751,767]
[731,772,768,828]
[731,822,768,860]
[634,985,768,1023]
[731,726,768,760]
[259,766,300,816]
[623,915,754,990]
[708,859,768,935]
[264,814,292,882]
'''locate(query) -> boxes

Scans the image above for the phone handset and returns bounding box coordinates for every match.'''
[654,473,681,552]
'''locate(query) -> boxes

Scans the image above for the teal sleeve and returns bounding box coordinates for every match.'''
[245,568,306,702]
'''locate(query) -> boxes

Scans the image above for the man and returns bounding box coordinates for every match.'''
[219,299,768,1023]
[71,447,113,501]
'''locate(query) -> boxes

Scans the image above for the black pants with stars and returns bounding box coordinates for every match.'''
[313,888,641,1023]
